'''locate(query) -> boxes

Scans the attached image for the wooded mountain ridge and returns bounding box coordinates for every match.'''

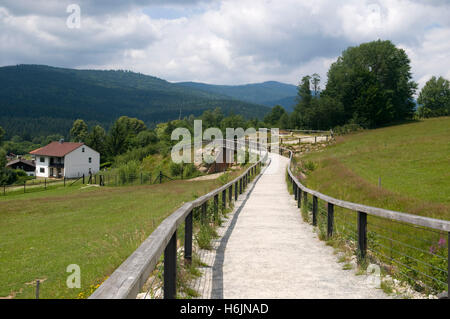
[0,65,272,139]
[178,80,298,112]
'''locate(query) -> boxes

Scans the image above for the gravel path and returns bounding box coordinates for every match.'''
[192,153,390,299]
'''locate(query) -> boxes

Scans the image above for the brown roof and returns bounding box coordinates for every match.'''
[30,141,84,157]
[6,158,36,168]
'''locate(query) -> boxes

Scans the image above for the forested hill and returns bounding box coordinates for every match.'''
[0,65,270,138]
[178,81,298,112]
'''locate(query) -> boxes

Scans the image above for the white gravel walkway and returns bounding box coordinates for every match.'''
[192,153,390,299]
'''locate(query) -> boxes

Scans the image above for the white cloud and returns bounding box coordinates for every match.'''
[400,27,450,91]
[0,0,449,87]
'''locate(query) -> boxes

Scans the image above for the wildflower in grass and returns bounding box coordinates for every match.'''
[429,245,436,254]
[438,237,446,248]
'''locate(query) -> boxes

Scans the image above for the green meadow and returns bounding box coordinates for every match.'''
[0,177,229,299]
[295,117,449,293]
[300,117,450,220]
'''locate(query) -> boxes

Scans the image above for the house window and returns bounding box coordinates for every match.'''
[82,147,85,152]
[40,157,45,163]
[88,157,92,163]
[40,167,45,173]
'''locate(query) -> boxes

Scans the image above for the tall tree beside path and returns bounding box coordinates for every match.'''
[417,76,450,118]
[323,40,417,128]
[291,76,313,128]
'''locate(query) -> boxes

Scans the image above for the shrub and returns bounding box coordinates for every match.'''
[195,224,217,250]
[0,167,19,185]
[303,160,317,172]
[332,123,364,136]
[169,162,183,177]
[100,162,112,169]
[117,160,140,184]
[218,172,231,185]
[114,144,158,166]
[183,163,198,179]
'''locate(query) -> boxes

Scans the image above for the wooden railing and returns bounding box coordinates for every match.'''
[280,146,449,298]
[89,139,269,299]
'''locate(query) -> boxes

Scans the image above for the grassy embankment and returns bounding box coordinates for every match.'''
[0,165,249,299]
[300,117,449,220]
[293,117,449,294]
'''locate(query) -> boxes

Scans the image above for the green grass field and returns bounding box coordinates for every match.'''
[0,176,232,299]
[298,117,450,220]
[293,117,449,294]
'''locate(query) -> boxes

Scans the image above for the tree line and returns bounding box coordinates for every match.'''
[264,40,449,130]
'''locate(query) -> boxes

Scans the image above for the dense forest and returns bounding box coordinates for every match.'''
[0,65,271,139]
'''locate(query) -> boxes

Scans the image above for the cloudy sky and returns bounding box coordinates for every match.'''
[1,0,449,89]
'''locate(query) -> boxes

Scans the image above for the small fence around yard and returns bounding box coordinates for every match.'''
[0,176,86,196]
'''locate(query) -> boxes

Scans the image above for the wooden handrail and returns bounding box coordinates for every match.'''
[89,139,269,299]
[282,147,450,232]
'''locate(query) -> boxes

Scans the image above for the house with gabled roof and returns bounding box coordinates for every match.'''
[6,158,36,176]
[30,139,100,178]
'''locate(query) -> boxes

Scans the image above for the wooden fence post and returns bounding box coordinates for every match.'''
[294,183,298,200]
[327,203,334,238]
[235,182,238,200]
[312,196,318,226]
[447,232,449,298]
[303,191,307,212]
[164,231,177,299]
[35,280,40,299]
[214,194,219,222]
[201,202,207,224]
[222,190,226,211]
[357,211,367,261]
[184,211,192,264]
[297,187,301,208]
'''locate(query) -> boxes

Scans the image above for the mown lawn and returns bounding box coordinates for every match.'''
[0,179,224,299]
[298,117,450,220]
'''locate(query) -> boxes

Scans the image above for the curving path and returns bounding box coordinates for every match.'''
[194,153,390,299]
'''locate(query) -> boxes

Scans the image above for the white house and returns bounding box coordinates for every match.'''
[30,140,100,178]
